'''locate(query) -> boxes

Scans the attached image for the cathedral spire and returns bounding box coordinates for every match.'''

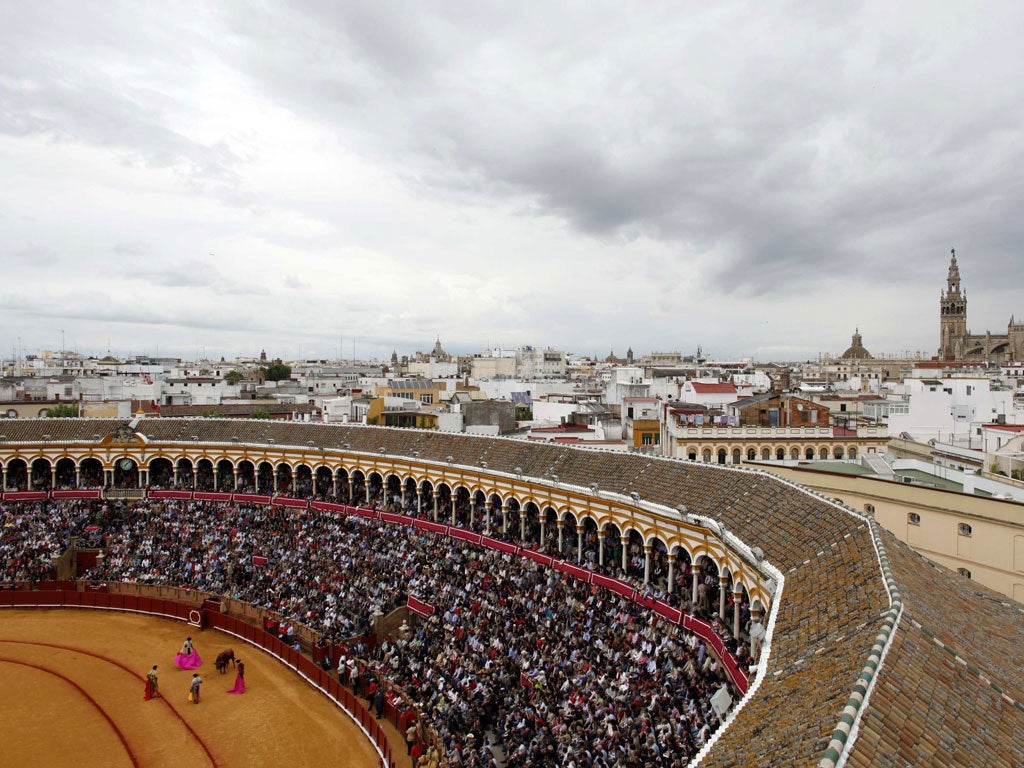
[945,248,962,297]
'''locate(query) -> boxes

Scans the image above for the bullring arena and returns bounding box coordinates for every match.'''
[2,417,1024,767]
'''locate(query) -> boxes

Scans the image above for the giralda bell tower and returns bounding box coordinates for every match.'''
[939,248,967,359]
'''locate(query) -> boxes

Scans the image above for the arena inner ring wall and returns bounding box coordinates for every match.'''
[3,418,1024,767]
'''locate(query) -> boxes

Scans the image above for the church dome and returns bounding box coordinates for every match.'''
[841,328,872,360]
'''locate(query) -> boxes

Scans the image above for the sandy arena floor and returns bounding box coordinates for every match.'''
[0,609,382,768]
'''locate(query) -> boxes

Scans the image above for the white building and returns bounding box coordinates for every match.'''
[886,377,1020,445]
[516,347,567,378]
[159,377,241,407]
[680,381,739,409]
[470,348,517,380]
[604,366,649,405]
[78,376,161,404]
[407,358,458,378]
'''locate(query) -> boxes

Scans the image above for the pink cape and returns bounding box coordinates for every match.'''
[227,674,246,694]
[174,651,203,670]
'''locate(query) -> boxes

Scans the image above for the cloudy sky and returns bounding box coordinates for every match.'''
[2,2,1022,364]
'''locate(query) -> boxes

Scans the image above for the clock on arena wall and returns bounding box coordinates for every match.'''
[118,458,134,470]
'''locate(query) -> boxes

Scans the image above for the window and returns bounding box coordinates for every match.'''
[907,512,919,525]
[957,568,971,579]
[762,448,771,460]
[642,434,653,445]
[420,394,433,405]
[777,448,785,460]
[747,448,756,460]
[688,450,697,461]
[958,523,972,537]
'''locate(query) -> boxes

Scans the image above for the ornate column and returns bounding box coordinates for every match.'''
[598,530,605,567]
[349,476,355,503]
[691,561,702,607]
[719,575,729,620]
[234,467,240,491]
[432,490,439,522]
[416,488,423,517]
[451,496,456,525]
[484,500,492,529]
[643,544,652,586]
[501,504,509,534]
[667,553,674,594]
[173,465,179,486]
[273,470,279,494]
[74,466,80,488]
[620,535,629,572]
[538,512,544,544]
[520,510,526,541]
[577,525,584,564]
[733,584,744,639]
[557,520,564,553]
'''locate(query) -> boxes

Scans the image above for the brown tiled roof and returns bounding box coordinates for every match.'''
[850,531,1024,768]
[158,403,315,417]
[4,418,1022,766]
[0,419,126,442]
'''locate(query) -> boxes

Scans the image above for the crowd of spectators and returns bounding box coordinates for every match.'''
[3,497,746,767]
[0,499,111,580]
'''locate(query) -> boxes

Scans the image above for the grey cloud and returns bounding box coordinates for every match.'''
[0,7,240,190]
[114,241,151,257]
[216,2,1024,296]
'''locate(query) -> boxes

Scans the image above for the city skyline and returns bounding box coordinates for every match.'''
[2,3,1023,363]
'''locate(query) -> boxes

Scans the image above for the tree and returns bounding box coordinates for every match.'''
[44,403,80,417]
[250,408,270,420]
[262,363,292,382]
[224,370,244,385]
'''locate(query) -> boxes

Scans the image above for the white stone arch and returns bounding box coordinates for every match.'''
[619,523,644,543]
[700,548,728,577]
